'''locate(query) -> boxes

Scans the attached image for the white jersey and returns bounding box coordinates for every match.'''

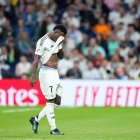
[35,34,64,64]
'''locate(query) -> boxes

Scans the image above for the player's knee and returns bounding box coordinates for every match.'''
[55,95,61,105]
[55,99,61,105]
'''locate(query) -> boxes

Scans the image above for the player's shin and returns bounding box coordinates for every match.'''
[45,102,56,131]
[35,106,46,122]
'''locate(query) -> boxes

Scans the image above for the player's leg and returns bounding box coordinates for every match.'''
[49,84,64,135]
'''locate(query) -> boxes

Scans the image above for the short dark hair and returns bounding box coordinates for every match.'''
[53,24,67,35]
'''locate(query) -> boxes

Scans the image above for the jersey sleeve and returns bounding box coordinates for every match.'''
[35,40,45,56]
[58,43,62,50]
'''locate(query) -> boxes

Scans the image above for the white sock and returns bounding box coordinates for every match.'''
[45,102,56,131]
[35,106,46,122]
[54,104,60,109]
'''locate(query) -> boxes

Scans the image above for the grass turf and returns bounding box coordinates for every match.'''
[0,107,140,140]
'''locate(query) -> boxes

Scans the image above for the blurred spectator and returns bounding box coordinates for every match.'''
[17,0,26,16]
[46,14,56,32]
[37,4,48,22]
[62,5,79,26]
[86,38,106,58]
[78,54,88,73]
[0,8,7,44]
[119,41,131,62]
[126,24,140,46]
[77,33,89,54]
[93,17,111,40]
[110,53,124,70]
[129,62,140,79]
[15,18,30,38]
[114,66,129,80]
[80,21,95,38]
[66,61,82,79]
[15,55,31,77]
[104,0,120,10]
[23,4,38,38]
[108,3,121,25]
[63,36,75,51]
[134,40,140,62]
[102,59,113,79]
[107,33,120,57]
[4,0,16,24]
[0,46,10,71]
[68,20,82,46]
[58,52,74,78]
[3,19,14,39]
[79,2,94,25]
[83,61,95,79]
[17,31,33,57]
[0,46,11,78]
[113,23,126,41]
[20,73,29,79]
[7,40,19,71]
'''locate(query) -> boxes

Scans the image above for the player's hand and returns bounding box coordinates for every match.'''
[30,77,37,87]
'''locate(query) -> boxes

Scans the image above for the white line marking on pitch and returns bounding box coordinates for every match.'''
[1,108,39,113]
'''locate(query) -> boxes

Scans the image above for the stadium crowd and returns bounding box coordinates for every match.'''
[0,0,140,80]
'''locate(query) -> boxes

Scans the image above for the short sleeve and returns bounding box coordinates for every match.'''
[35,40,45,56]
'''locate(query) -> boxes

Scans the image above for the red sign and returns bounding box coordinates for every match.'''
[0,80,46,106]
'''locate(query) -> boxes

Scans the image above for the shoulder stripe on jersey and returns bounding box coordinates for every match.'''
[40,35,48,46]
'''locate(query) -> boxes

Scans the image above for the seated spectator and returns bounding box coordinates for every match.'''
[7,40,20,72]
[83,61,95,79]
[77,33,89,54]
[108,3,121,25]
[58,52,74,78]
[17,31,33,57]
[93,17,111,40]
[79,21,96,39]
[0,8,7,44]
[15,55,31,77]
[63,36,75,51]
[107,33,120,57]
[110,53,124,70]
[134,40,140,62]
[0,46,10,71]
[126,24,140,46]
[15,18,30,38]
[23,4,38,38]
[3,19,14,39]
[88,38,106,58]
[66,61,82,79]
[114,66,129,80]
[68,18,82,46]
[113,23,126,41]
[20,73,29,79]
[46,14,56,32]
[129,62,140,79]
[102,59,113,79]
[78,54,88,73]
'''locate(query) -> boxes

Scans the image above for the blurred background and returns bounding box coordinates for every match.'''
[0,0,140,80]
[0,2,140,139]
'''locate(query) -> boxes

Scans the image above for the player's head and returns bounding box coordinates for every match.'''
[53,24,67,39]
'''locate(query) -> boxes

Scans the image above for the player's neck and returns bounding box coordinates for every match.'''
[48,33,56,42]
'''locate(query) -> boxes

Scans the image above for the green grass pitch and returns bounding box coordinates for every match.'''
[0,107,140,140]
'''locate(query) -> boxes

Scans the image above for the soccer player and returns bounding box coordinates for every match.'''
[29,24,67,135]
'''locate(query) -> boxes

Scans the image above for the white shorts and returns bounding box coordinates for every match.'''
[39,66,63,99]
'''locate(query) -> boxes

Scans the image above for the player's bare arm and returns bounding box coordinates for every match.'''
[30,55,41,87]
